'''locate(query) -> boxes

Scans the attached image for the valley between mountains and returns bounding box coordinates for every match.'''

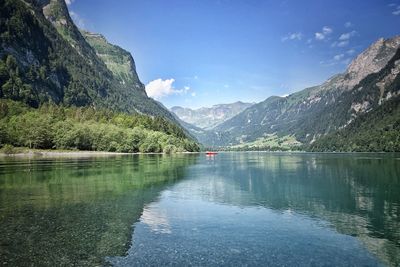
[171,36,400,152]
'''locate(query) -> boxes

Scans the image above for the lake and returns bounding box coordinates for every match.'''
[0,152,399,266]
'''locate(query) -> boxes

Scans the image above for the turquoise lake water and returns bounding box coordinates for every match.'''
[0,152,399,266]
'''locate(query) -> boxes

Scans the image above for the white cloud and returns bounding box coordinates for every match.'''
[315,32,325,40]
[331,31,355,48]
[65,0,75,5]
[145,79,190,99]
[334,54,345,61]
[344,22,353,28]
[322,26,333,35]
[146,78,175,99]
[346,49,356,55]
[315,26,332,41]
[172,85,190,95]
[339,31,356,41]
[389,4,400,15]
[337,40,349,47]
[191,92,196,97]
[281,32,303,42]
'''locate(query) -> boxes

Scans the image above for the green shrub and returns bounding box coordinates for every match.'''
[1,144,16,154]
[163,144,177,154]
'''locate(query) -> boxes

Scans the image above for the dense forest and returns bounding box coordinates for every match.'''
[0,100,200,153]
[0,0,110,108]
[308,95,400,152]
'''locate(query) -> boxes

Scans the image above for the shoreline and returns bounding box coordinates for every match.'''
[0,148,202,158]
[0,148,397,158]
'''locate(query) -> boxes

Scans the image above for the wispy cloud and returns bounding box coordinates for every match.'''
[145,78,191,99]
[315,26,333,41]
[323,26,333,34]
[338,40,349,47]
[346,49,356,55]
[344,21,353,28]
[331,30,357,48]
[338,30,357,41]
[331,40,349,47]
[281,32,303,42]
[69,11,85,28]
[65,0,75,5]
[333,54,344,61]
[389,4,400,15]
[315,33,324,40]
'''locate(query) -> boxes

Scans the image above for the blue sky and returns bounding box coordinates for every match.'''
[67,0,400,109]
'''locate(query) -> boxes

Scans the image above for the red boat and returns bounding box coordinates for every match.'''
[205,151,218,155]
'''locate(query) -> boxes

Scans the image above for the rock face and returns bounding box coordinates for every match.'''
[197,36,400,148]
[41,0,101,63]
[82,30,146,95]
[341,37,400,90]
[171,101,254,129]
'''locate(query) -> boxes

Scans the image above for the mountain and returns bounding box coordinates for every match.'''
[309,47,400,152]
[202,36,400,151]
[0,0,177,121]
[81,30,145,95]
[170,101,254,129]
[0,0,199,152]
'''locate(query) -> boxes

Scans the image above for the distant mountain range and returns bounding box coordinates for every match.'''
[170,101,253,129]
[184,36,400,152]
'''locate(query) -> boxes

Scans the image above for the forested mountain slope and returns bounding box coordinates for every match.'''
[0,0,177,120]
[0,0,199,151]
[309,48,400,152]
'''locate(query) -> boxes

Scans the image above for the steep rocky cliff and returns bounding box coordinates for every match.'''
[82,30,146,96]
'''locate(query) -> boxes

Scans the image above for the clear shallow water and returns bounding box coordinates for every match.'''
[0,153,399,266]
